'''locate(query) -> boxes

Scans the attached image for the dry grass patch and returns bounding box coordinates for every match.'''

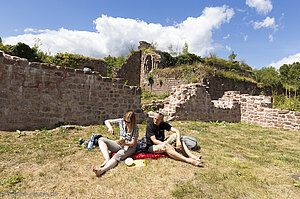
[0,121,299,198]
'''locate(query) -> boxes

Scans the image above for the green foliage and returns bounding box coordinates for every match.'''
[47,52,87,69]
[158,78,163,86]
[279,62,300,89]
[0,42,42,62]
[147,75,154,85]
[158,92,170,99]
[162,52,204,68]
[150,41,158,49]
[0,42,103,72]
[162,51,176,67]
[252,66,281,88]
[182,42,189,55]
[0,37,3,47]
[168,43,179,56]
[104,55,125,77]
[127,44,136,55]
[228,51,237,60]
[272,91,300,111]
[141,88,157,99]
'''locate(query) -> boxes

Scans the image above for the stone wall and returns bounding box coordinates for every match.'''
[116,51,141,86]
[219,91,300,131]
[161,83,299,131]
[80,58,107,77]
[162,83,241,122]
[207,76,283,100]
[143,70,282,99]
[0,51,145,131]
[143,75,188,95]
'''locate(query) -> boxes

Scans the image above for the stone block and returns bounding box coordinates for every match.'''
[278,110,289,114]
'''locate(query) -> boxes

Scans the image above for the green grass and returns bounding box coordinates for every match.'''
[0,121,299,198]
[272,92,300,111]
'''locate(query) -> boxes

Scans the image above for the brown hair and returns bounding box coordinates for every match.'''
[123,111,136,131]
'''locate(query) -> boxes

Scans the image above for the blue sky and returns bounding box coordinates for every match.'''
[1,0,300,69]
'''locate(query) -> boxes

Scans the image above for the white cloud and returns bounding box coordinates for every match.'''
[237,9,246,13]
[24,28,38,33]
[269,53,300,69]
[223,34,230,39]
[253,16,278,30]
[246,0,272,14]
[225,45,231,51]
[3,5,234,58]
[244,35,248,41]
[268,34,273,42]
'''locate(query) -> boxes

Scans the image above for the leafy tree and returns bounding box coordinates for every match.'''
[228,51,237,60]
[168,44,179,56]
[252,66,281,88]
[104,55,125,77]
[0,42,42,62]
[279,62,300,88]
[0,37,3,47]
[182,42,189,55]
[150,41,158,49]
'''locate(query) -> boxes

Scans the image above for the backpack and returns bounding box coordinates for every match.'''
[135,137,148,153]
[78,134,102,148]
[181,135,200,151]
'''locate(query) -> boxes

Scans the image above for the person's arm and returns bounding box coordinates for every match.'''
[170,127,183,150]
[150,135,164,145]
[104,119,114,135]
[119,138,137,147]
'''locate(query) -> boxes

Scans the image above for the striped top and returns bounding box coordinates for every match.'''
[110,118,139,144]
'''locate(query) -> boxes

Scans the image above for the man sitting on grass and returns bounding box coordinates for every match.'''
[146,113,202,166]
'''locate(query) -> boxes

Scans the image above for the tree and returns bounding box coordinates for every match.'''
[168,44,178,56]
[228,51,237,60]
[0,37,3,47]
[182,42,189,55]
[280,62,300,87]
[252,66,281,88]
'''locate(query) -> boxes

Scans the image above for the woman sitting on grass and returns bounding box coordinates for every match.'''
[92,111,139,177]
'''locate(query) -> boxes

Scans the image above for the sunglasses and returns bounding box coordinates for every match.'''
[124,120,131,124]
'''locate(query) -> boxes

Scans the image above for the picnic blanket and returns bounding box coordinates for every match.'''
[112,152,168,159]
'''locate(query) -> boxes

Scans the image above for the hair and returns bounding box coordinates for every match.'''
[123,111,136,131]
[155,112,164,120]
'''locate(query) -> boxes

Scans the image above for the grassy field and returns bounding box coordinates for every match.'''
[0,121,299,199]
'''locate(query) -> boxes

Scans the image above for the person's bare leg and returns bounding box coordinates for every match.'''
[98,140,111,167]
[165,144,201,166]
[92,158,118,177]
[181,141,202,161]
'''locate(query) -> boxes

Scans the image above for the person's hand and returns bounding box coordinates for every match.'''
[108,128,114,135]
[176,143,183,151]
[117,139,125,145]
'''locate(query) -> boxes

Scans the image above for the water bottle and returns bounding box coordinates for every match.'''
[87,134,95,150]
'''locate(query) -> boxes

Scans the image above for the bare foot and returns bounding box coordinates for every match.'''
[190,154,202,161]
[100,160,109,167]
[188,158,203,167]
[92,166,104,177]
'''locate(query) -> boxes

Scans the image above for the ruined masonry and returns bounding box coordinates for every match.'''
[0,51,146,130]
[160,83,299,131]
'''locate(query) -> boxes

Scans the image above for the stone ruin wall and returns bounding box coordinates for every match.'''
[161,83,299,131]
[80,58,107,77]
[162,83,241,122]
[116,51,141,86]
[141,70,281,99]
[207,76,283,100]
[0,51,145,131]
[142,74,189,95]
[218,91,300,131]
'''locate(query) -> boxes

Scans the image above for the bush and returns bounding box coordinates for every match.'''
[0,42,42,62]
[162,52,204,68]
